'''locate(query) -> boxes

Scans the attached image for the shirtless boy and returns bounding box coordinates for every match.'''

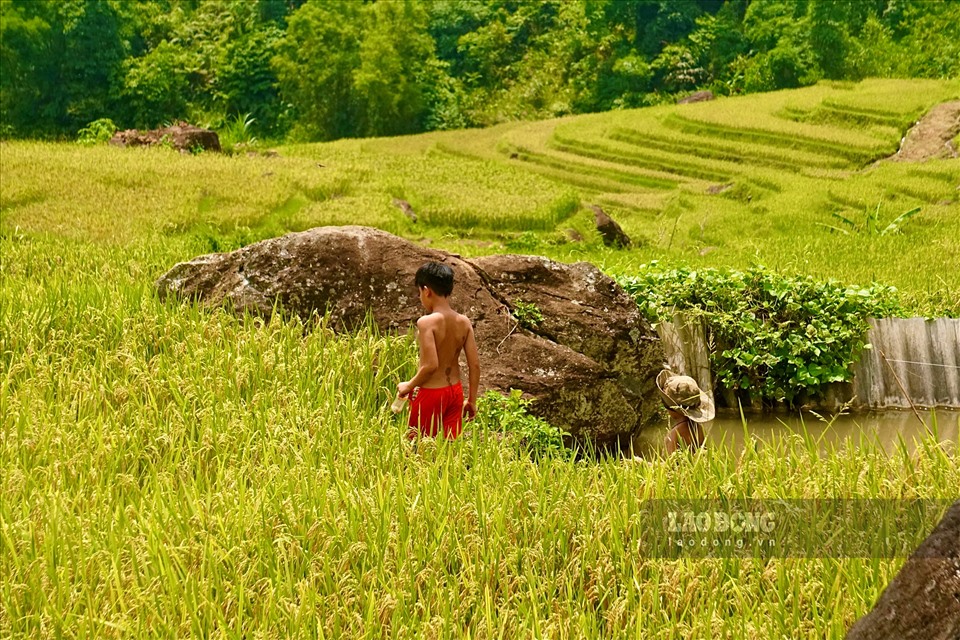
[397,262,480,439]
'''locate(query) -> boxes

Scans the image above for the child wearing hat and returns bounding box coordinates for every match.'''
[656,370,715,454]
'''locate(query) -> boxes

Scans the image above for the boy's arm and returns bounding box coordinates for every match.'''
[463,323,480,419]
[398,316,439,397]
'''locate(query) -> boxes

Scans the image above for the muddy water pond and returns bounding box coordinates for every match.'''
[632,409,960,457]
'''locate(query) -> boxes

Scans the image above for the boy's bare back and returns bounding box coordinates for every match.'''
[398,261,480,424]
[416,309,475,389]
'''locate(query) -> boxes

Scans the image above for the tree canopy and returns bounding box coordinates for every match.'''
[1,0,957,141]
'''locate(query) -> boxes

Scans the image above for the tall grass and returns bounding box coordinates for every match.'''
[1,80,959,635]
[2,230,958,638]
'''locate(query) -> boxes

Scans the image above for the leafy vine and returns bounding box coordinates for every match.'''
[617,264,903,405]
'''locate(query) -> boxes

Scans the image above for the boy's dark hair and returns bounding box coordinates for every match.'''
[415,262,454,297]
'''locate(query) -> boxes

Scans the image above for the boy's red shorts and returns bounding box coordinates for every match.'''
[408,382,464,439]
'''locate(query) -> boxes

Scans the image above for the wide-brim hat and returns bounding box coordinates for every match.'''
[656,370,715,423]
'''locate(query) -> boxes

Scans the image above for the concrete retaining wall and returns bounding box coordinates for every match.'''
[852,318,960,409]
[657,313,713,404]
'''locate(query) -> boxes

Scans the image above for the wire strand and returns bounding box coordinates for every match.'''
[882,358,960,370]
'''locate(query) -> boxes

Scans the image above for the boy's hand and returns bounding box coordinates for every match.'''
[463,399,477,421]
[398,381,414,399]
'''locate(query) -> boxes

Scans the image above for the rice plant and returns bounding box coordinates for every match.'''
[2,233,956,637]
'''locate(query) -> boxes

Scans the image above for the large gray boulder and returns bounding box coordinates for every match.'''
[156,226,664,443]
[846,500,960,640]
[471,254,663,430]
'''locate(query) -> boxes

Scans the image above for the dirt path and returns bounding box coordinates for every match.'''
[891,100,960,162]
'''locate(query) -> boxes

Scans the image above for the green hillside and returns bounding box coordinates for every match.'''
[3,78,959,313]
[289,78,960,315]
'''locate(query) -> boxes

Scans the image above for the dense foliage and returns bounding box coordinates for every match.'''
[2,0,959,141]
[476,389,573,460]
[618,265,904,405]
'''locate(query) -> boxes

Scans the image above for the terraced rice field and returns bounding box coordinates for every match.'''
[3,79,958,315]
[432,79,960,314]
[495,79,951,205]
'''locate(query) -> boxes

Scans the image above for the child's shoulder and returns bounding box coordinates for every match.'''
[416,312,444,327]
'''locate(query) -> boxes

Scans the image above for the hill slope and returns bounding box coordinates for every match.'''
[2,78,959,313]
[286,79,960,316]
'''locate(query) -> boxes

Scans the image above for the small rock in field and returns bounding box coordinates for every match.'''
[590,204,631,248]
[392,198,417,223]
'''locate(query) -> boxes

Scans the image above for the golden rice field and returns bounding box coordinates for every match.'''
[2,78,959,638]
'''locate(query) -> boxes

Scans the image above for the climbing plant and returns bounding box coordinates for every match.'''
[617,264,903,405]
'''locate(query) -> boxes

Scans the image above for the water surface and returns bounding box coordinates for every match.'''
[631,409,959,457]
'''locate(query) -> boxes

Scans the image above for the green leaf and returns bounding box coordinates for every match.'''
[880,207,922,236]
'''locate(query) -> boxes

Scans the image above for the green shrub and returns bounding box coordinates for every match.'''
[511,299,544,330]
[819,202,922,236]
[218,112,258,154]
[618,265,903,405]
[475,389,572,460]
[505,231,541,251]
[76,118,118,145]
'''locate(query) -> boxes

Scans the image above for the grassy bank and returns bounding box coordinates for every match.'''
[2,78,959,638]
